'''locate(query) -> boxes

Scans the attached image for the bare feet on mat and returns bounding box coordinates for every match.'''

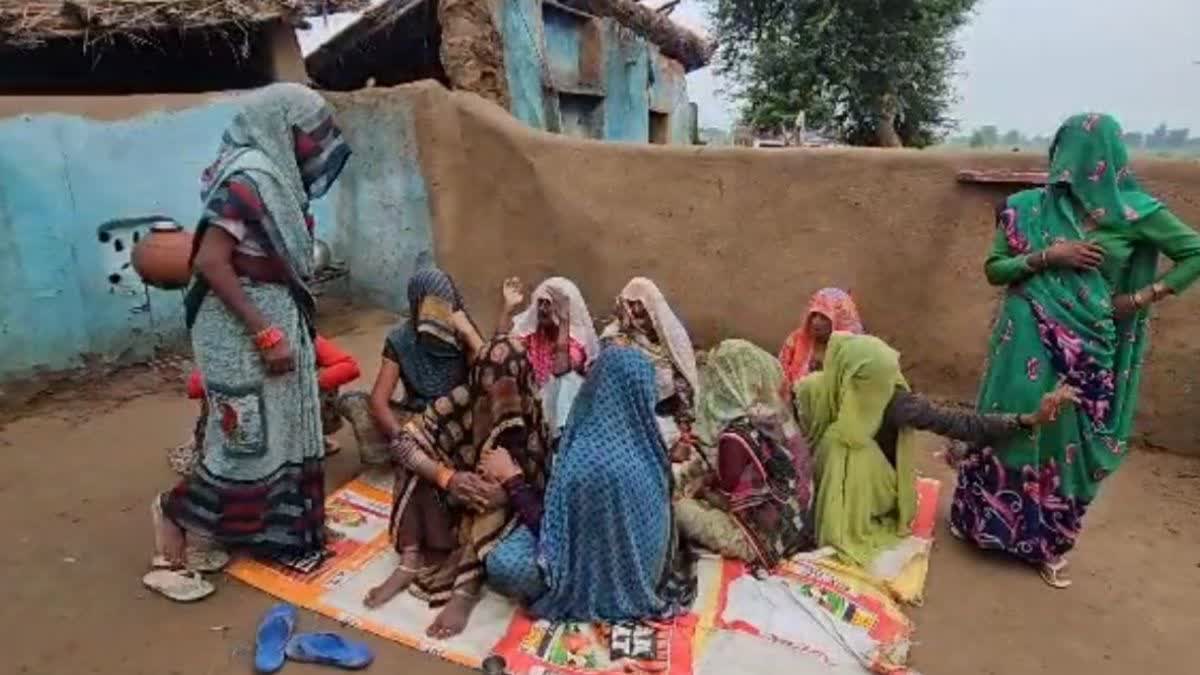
[363,549,428,608]
[364,565,419,608]
[426,591,480,640]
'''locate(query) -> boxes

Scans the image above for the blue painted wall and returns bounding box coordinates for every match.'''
[499,0,696,145]
[542,4,583,86]
[327,92,435,312]
[501,0,547,130]
[0,97,369,382]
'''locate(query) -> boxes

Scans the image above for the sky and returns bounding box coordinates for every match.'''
[299,0,1200,136]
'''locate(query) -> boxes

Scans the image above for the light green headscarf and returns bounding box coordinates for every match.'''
[694,339,790,447]
[793,333,917,566]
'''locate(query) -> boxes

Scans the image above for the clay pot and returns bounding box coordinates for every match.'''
[132,221,194,290]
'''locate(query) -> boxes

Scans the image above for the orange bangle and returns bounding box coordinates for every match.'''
[254,326,284,351]
[435,466,455,490]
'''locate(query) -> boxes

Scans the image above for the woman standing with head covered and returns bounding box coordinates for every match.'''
[952,113,1200,588]
[146,84,351,601]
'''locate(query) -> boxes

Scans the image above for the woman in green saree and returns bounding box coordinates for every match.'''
[795,333,1071,582]
[951,113,1200,588]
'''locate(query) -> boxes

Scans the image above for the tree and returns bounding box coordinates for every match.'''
[1166,128,1190,148]
[707,0,979,148]
[1147,123,1169,149]
[967,125,998,147]
[1122,132,1145,149]
[1002,129,1023,147]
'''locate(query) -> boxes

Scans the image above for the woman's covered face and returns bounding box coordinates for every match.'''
[808,312,833,341]
[625,299,652,333]
[537,297,555,328]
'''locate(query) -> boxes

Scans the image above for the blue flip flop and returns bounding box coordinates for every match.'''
[254,603,297,674]
[285,633,375,670]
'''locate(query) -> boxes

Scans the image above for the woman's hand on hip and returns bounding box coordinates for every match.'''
[262,338,296,374]
[1044,241,1105,270]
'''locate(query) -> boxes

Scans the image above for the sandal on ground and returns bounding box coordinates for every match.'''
[285,633,374,670]
[142,569,215,602]
[151,549,231,574]
[255,603,298,674]
[1039,558,1072,589]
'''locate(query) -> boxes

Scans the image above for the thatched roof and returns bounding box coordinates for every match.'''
[306,0,436,89]
[0,1,368,50]
[307,0,713,88]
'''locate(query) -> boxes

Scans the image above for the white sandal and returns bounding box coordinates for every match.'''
[1039,558,1072,589]
[151,549,230,574]
[142,569,215,602]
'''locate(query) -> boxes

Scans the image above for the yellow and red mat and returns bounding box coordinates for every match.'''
[228,472,940,675]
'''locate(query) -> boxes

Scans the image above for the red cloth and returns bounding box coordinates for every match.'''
[715,434,750,494]
[778,288,864,387]
[186,336,360,398]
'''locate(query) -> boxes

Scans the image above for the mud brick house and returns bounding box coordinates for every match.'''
[305,0,711,144]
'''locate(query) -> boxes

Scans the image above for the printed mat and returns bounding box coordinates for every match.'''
[228,471,940,674]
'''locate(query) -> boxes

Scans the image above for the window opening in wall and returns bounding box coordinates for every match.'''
[559,93,604,140]
[649,111,670,144]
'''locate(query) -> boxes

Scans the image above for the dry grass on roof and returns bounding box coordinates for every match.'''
[0,1,367,50]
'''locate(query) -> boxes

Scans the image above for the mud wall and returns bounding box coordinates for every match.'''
[406,83,1200,455]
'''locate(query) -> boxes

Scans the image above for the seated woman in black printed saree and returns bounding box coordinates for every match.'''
[362,335,548,640]
[339,254,484,465]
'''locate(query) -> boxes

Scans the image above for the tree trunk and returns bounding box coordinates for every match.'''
[875,92,903,148]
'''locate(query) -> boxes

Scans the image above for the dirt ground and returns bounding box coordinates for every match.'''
[1,305,1197,675]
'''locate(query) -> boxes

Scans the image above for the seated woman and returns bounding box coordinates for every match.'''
[778,287,863,387]
[794,333,1076,575]
[505,276,599,439]
[676,340,814,569]
[341,254,484,465]
[600,278,699,461]
[479,347,696,621]
[362,336,547,640]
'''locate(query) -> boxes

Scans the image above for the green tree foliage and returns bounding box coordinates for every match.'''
[707,0,979,148]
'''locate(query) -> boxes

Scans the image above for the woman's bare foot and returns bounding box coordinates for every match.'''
[152,497,185,566]
[425,590,480,639]
[363,549,427,608]
[364,565,419,608]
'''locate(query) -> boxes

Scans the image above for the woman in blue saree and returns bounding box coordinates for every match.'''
[478,347,696,621]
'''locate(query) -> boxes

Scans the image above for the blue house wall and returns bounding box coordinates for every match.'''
[500,0,695,144]
[0,93,430,383]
